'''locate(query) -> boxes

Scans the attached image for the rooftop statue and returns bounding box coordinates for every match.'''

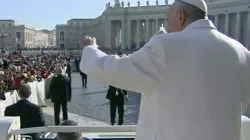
[114,0,120,7]
[137,1,140,7]
[165,0,168,5]
[156,0,159,6]
[121,1,124,7]
[115,0,119,4]
[146,0,149,6]
[127,1,130,7]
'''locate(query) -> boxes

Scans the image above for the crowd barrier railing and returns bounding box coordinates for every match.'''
[0,80,48,117]
[0,116,249,140]
[0,69,67,117]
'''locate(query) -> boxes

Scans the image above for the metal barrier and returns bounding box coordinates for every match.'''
[10,126,136,135]
[0,117,136,140]
[1,116,250,140]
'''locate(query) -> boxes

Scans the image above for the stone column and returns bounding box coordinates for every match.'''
[128,20,131,49]
[115,22,118,47]
[247,12,250,49]
[155,19,159,32]
[108,20,111,48]
[225,14,229,35]
[146,19,150,41]
[235,13,241,41]
[136,20,140,48]
[105,20,109,48]
[214,15,219,28]
[164,19,168,29]
[121,20,125,49]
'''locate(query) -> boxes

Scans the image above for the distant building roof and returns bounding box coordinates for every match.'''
[40,29,55,33]
[68,18,94,21]
[0,19,16,21]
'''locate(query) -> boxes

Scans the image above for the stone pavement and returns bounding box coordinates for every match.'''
[43,73,141,125]
[42,106,108,125]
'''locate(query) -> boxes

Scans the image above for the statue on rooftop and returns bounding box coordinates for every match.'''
[108,2,111,7]
[146,0,149,6]
[127,1,130,7]
[115,0,120,7]
[156,0,159,6]
[115,0,119,4]
[121,1,124,7]
[137,1,140,7]
[165,0,168,5]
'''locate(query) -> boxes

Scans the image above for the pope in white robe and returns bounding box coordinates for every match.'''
[80,0,250,140]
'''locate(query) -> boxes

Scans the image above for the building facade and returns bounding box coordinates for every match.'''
[0,20,36,50]
[40,29,56,48]
[56,19,96,49]
[0,20,55,50]
[56,0,250,50]
[34,31,49,48]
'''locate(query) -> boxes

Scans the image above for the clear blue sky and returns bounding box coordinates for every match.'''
[0,0,173,30]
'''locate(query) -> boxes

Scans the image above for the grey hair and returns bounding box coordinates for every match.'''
[57,120,82,140]
[176,0,206,21]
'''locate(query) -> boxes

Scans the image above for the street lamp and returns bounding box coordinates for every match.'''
[0,30,8,54]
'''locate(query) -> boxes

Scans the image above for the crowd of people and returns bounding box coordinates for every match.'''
[1,51,82,140]
[3,0,250,139]
[0,51,79,100]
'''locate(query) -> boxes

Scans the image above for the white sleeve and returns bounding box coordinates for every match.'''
[242,51,250,114]
[80,36,166,94]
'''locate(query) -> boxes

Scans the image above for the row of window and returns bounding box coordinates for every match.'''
[70,23,87,26]
[1,23,12,25]
[59,32,86,41]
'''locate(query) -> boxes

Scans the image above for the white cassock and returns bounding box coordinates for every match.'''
[80,19,250,140]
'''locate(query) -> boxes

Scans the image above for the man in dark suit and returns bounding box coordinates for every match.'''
[80,71,87,88]
[74,56,80,72]
[106,85,128,125]
[5,84,45,140]
[47,67,72,125]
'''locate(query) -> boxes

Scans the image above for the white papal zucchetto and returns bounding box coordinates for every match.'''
[180,0,207,14]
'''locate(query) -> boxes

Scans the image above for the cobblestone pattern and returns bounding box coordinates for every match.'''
[44,73,141,125]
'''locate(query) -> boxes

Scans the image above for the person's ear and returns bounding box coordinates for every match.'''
[179,9,188,26]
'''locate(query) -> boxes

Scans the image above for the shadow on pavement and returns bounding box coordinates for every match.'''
[44,73,141,125]
[124,92,141,125]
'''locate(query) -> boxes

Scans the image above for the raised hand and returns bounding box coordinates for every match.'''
[155,27,167,35]
[80,36,98,47]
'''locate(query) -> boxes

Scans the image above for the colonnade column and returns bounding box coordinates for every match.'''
[225,14,229,35]
[136,20,140,48]
[247,12,250,49]
[146,19,150,41]
[127,20,131,49]
[108,20,111,48]
[235,13,241,41]
[121,20,125,49]
[214,15,219,28]
[105,20,109,48]
[155,19,159,32]
[164,19,168,29]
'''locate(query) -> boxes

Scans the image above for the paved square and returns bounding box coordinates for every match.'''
[43,73,141,125]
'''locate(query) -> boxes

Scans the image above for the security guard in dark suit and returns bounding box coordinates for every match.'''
[47,67,72,125]
[80,71,87,88]
[106,85,128,125]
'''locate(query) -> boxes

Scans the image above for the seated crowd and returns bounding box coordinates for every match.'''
[4,83,84,140]
[0,51,78,100]
[1,51,82,140]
